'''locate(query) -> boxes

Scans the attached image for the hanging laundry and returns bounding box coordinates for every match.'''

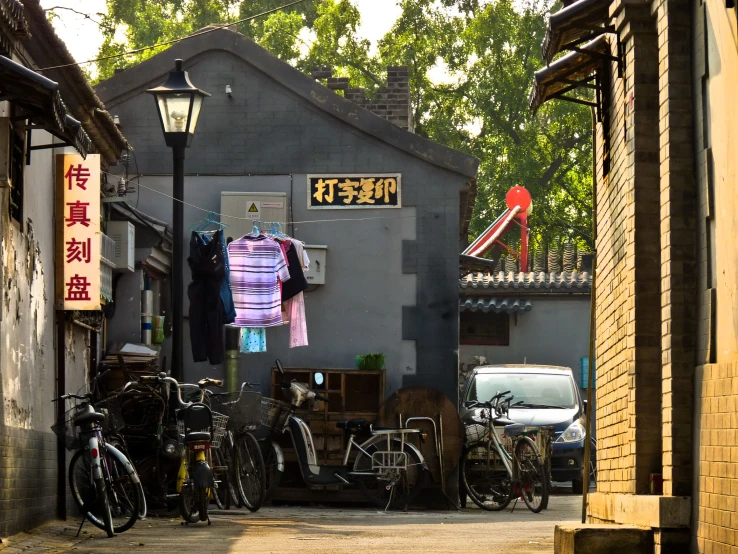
[199,229,236,324]
[240,327,266,353]
[287,292,308,348]
[188,231,226,364]
[279,241,309,302]
[227,235,290,327]
[290,240,311,270]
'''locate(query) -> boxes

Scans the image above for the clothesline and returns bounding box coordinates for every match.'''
[130,181,418,225]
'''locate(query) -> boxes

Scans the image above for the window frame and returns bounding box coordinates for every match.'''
[459,310,510,346]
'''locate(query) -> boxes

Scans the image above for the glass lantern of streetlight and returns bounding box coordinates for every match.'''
[146,59,210,148]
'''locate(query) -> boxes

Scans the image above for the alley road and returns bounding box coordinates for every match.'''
[0,496,580,554]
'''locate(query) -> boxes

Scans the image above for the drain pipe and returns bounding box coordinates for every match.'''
[225,326,240,393]
[581,106,598,524]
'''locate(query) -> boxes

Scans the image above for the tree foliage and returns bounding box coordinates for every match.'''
[94,0,592,249]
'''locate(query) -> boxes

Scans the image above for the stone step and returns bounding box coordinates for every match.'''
[555,524,654,554]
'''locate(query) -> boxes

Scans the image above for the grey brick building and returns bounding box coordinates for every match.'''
[95,28,479,404]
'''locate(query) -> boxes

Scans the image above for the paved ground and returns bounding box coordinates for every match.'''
[0,494,583,554]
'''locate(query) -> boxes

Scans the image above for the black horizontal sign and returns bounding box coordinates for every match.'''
[307,174,402,209]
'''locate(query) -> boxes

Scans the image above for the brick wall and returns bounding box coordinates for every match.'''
[0,426,59,536]
[314,65,413,131]
[594,2,663,496]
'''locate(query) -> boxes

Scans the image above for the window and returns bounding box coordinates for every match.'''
[8,109,25,226]
[466,372,578,409]
[460,311,509,346]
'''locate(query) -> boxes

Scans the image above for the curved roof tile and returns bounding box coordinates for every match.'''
[460,271,592,292]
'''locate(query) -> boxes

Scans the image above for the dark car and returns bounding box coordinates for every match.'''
[460,364,596,494]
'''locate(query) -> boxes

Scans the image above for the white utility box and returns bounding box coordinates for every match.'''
[303,245,327,285]
[220,192,288,241]
[107,220,135,272]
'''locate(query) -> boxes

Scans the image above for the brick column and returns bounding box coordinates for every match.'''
[595,1,662,496]
[652,0,696,499]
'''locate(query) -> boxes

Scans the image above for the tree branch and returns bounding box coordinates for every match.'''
[43,6,111,30]
[537,133,582,189]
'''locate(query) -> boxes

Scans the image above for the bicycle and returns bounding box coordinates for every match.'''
[140,374,228,524]
[208,383,266,512]
[461,391,549,513]
[53,393,142,537]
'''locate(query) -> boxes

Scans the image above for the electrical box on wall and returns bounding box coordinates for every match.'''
[304,245,327,285]
[107,220,135,272]
[220,192,288,241]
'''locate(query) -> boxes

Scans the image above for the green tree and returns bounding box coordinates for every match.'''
[94,0,592,250]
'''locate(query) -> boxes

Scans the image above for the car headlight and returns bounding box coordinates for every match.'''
[556,420,586,443]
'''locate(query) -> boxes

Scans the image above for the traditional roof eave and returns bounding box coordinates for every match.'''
[542,0,612,64]
[20,0,130,166]
[94,28,480,180]
[0,0,28,38]
[529,34,611,114]
[460,271,592,294]
[0,54,91,156]
[460,297,533,314]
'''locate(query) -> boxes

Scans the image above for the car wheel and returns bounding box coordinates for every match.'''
[572,478,583,495]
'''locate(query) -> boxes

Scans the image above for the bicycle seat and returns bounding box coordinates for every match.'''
[492,415,516,426]
[336,418,368,432]
[74,410,106,426]
[504,423,526,436]
[183,431,211,443]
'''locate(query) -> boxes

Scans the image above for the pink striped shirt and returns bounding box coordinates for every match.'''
[227,236,290,327]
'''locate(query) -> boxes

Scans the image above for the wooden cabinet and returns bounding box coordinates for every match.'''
[269,367,385,502]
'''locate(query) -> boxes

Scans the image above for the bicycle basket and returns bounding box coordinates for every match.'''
[94,393,126,435]
[260,397,292,432]
[176,410,229,448]
[51,403,80,451]
[465,423,489,443]
[212,391,262,433]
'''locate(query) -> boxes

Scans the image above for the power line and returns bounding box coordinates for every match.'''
[38,0,310,72]
[101,176,417,226]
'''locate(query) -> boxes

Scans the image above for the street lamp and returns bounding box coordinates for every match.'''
[147,59,210,380]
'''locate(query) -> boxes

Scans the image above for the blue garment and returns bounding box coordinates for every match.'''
[199,229,237,324]
[240,327,266,353]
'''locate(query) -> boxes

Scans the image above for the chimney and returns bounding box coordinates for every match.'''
[311,65,414,133]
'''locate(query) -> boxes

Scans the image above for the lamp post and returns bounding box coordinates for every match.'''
[147,59,210,381]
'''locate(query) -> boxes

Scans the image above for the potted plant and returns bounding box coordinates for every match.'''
[355,353,386,370]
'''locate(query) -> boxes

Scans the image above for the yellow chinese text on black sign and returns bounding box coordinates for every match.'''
[307,174,401,209]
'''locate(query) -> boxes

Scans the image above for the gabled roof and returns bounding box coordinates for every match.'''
[21,0,130,165]
[95,28,479,179]
[460,271,591,293]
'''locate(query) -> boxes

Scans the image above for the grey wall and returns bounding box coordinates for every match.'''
[102,49,467,402]
[459,297,592,388]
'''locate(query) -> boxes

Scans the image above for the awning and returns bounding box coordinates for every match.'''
[529,35,611,115]
[0,55,91,157]
[460,297,533,314]
[542,0,612,63]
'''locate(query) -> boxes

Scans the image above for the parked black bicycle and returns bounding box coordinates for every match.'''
[53,393,143,537]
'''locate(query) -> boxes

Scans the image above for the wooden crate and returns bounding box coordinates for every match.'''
[270,367,384,502]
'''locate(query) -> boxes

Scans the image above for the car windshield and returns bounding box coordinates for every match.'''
[467,372,577,409]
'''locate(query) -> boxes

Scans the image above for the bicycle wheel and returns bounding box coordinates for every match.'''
[514,436,548,514]
[108,436,147,519]
[461,442,512,511]
[221,435,243,508]
[179,459,200,523]
[212,448,229,510]
[103,449,141,532]
[198,485,209,522]
[354,436,427,510]
[260,440,283,501]
[235,433,266,511]
[68,449,113,536]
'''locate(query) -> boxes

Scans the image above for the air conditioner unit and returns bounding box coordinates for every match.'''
[107,220,135,272]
